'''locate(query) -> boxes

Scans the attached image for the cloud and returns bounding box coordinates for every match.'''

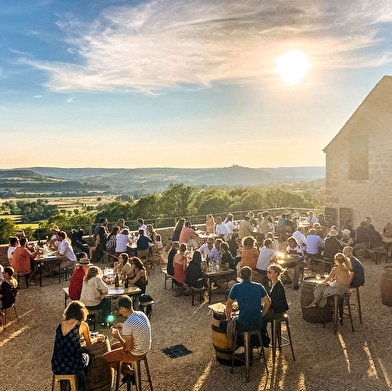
[66,97,73,103]
[22,0,392,93]
[33,95,43,98]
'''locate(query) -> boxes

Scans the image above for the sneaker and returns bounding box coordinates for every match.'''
[235,346,245,354]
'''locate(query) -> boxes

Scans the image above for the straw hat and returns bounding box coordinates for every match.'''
[76,257,93,267]
[50,225,60,232]
[328,228,339,236]
[342,229,351,237]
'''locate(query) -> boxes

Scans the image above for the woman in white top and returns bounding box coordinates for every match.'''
[7,237,19,266]
[80,266,110,323]
[115,229,132,256]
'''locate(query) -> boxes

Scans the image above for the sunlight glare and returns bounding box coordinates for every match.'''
[274,51,311,85]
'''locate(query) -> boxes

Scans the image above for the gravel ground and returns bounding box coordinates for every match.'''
[1,254,392,391]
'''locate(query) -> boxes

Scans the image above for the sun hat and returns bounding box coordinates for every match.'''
[76,257,93,267]
[329,228,339,236]
[50,225,60,232]
[342,229,351,237]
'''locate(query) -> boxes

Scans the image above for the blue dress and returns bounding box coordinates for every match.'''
[51,322,87,374]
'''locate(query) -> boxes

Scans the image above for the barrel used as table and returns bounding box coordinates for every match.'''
[211,309,233,365]
[85,337,112,391]
[380,265,392,306]
[300,277,333,323]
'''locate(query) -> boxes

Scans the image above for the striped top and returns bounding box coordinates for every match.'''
[123,311,151,356]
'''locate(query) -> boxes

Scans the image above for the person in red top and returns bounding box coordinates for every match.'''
[179,221,199,248]
[12,238,40,284]
[68,253,93,300]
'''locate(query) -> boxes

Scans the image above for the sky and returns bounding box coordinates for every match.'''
[1,0,392,169]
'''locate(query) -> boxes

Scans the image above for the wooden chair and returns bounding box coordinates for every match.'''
[52,373,86,391]
[137,250,150,273]
[1,302,19,328]
[147,247,164,273]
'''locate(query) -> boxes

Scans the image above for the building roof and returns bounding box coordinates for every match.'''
[323,75,392,153]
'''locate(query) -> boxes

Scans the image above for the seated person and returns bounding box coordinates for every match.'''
[368,226,384,251]
[227,233,240,260]
[51,301,91,376]
[0,266,19,323]
[7,237,19,266]
[198,238,219,263]
[12,237,40,285]
[48,225,60,250]
[185,250,207,289]
[354,221,370,251]
[305,229,324,257]
[115,253,132,279]
[105,226,120,255]
[154,234,163,249]
[215,216,228,241]
[306,253,351,308]
[127,257,148,294]
[173,243,188,287]
[71,229,90,253]
[286,236,304,258]
[179,221,199,249]
[136,229,152,251]
[340,229,354,247]
[214,243,237,291]
[80,266,110,323]
[57,231,78,270]
[266,232,280,252]
[343,246,365,288]
[323,228,343,260]
[167,241,179,276]
[239,236,259,271]
[263,264,289,322]
[255,239,277,286]
[68,253,93,300]
[115,228,132,257]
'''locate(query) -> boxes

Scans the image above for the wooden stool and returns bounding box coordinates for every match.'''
[190,286,207,306]
[86,310,100,330]
[268,314,295,367]
[324,293,354,334]
[16,273,29,289]
[230,328,268,382]
[350,287,363,324]
[52,373,85,391]
[2,303,19,327]
[115,355,153,391]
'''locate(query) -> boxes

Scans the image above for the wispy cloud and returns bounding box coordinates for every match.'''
[33,95,42,98]
[22,0,392,93]
[66,97,73,103]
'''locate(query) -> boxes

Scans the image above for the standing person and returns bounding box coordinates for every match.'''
[255,238,277,286]
[57,231,78,269]
[257,211,270,243]
[68,253,93,300]
[80,266,110,324]
[146,224,157,242]
[224,213,235,239]
[306,253,351,308]
[171,218,186,242]
[7,237,19,266]
[95,224,109,262]
[343,246,365,288]
[137,219,147,234]
[305,211,318,226]
[167,241,179,276]
[205,214,216,235]
[223,266,271,353]
[48,225,60,250]
[215,216,228,241]
[238,216,255,240]
[106,226,120,255]
[103,295,151,380]
[115,228,132,257]
[51,301,91,376]
[118,218,129,231]
[12,238,40,285]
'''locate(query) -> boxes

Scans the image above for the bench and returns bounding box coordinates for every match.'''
[103,251,118,265]
[368,249,386,265]
[190,286,207,306]
[162,269,175,290]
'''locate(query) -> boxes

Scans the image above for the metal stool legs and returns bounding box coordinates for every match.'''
[270,314,295,367]
[325,293,354,334]
[230,329,268,382]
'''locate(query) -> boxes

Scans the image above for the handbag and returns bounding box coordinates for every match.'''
[172,284,185,297]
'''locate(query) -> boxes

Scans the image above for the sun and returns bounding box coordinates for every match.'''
[274,51,310,85]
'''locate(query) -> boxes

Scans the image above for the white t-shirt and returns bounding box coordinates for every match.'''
[58,240,77,261]
[123,311,151,356]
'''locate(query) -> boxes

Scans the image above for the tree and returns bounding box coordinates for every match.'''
[160,184,195,217]
[0,218,17,244]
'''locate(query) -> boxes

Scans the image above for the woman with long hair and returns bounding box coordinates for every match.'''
[51,300,91,375]
[185,250,207,289]
[205,214,215,235]
[173,243,188,285]
[128,257,148,294]
[306,253,351,308]
[80,266,110,322]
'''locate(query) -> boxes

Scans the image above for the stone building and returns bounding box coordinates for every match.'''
[323,75,392,231]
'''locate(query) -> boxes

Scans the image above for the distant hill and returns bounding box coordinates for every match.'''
[0,165,325,197]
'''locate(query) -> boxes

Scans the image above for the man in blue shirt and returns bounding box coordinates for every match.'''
[224,266,271,352]
[343,246,365,288]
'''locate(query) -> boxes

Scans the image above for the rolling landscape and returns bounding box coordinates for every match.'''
[0,166,325,198]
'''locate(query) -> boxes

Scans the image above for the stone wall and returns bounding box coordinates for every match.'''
[325,76,392,231]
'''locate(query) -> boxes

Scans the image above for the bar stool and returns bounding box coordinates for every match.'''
[115,355,153,391]
[349,286,363,324]
[52,373,86,391]
[230,328,268,382]
[268,313,295,366]
[324,293,354,334]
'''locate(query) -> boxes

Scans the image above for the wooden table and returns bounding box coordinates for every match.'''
[63,285,141,308]
[35,255,62,286]
[204,268,236,304]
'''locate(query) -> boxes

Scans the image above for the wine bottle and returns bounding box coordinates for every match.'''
[114,273,119,287]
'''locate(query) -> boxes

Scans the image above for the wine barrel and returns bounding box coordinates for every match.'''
[211,311,233,365]
[300,277,333,323]
[380,265,392,306]
[85,338,112,391]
